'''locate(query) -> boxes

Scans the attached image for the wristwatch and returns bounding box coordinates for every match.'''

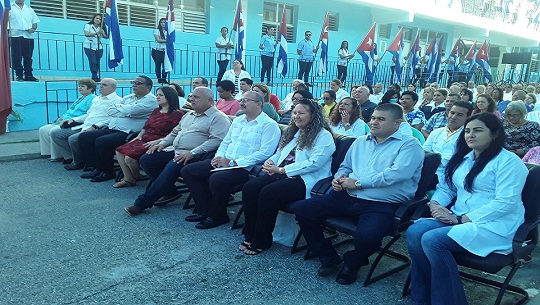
[354,180,362,190]
[91,124,99,129]
[344,123,351,127]
[229,160,235,167]
[190,151,197,157]
[456,215,463,224]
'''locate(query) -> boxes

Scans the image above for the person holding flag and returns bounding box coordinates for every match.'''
[83,14,108,82]
[151,18,168,84]
[317,12,329,77]
[215,27,234,82]
[105,0,124,69]
[163,0,175,83]
[275,5,288,78]
[337,41,354,83]
[9,0,40,82]
[259,26,277,86]
[297,30,319,86]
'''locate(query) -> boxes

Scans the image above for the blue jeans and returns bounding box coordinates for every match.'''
[84,48,103,80]
[406,219,469,305]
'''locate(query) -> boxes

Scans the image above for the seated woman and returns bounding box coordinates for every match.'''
[406,113,528,305]
[39,79,96,162]
[460,88,473,103]
[248,83,280,122]
[330,79,350,103]
[328,97,367,137]
[215,80,240,116]
[169,83,187,108]
[239,99,336,255]
[472,94,502,118]
[321,90,337,118]
[503,101,540,158]
[221,59,252,96]
[379,89,400,104]
[114,86,183,188]
[278,90,313,125]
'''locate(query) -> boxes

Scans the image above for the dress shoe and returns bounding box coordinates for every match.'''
[83,165,94,172]
[317,257,343,277]
[62,158,73,165]
[16,76,24,82]
[81,169,101,179]
[90,171,116,182]
[336,264,359,285]
[185,213,208,222]
[24,76,39,82]
[153,191,182,206]
[124,205,143,216]
[195,217,229,229]
[64,163,84,171]
[48,158,64,162]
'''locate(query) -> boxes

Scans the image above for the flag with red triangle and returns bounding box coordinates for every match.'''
[356,23,376,85]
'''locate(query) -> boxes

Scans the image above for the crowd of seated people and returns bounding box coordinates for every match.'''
[37,74,540,302]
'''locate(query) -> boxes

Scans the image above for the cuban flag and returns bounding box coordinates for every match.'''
[449,36,462,75]
[164,0,175,73]
[387,28,404,84]
[425,36,442,83]
[276,5,288,77]
[408,32,420,83]
[317,12,329,76]
[356,23,376,85]
[232,0,245,62]
[476,40,492,82]
[105,0,123,69]
[464,40,478,81]
[0,0,12,127]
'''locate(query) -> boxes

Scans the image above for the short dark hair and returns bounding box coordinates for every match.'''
[216,80,235,93]
[447,93,460,101]
[452,101,474,116]
[296,83,309,92]
[195,76,209,87]
[240,78,253,86]
[362,83,373,94]
[401,90,418,102]
[220,26,228,32]
[323,90,336,100]
[375,103,403,120]
[295,89,313,100]
[138,75,153,87]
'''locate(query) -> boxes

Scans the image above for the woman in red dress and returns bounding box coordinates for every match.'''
[114,86,183,188]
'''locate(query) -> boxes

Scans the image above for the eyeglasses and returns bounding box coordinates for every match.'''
[239,98,256,103]
[305,34,312,36]
[131,81,146,86]
[323,97,332,100]
[292,97,304,101]
[506,113,522,118]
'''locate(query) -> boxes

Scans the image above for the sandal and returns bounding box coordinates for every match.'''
[243,245,265,256]
[113,179,136,188]
[239,241,251,252]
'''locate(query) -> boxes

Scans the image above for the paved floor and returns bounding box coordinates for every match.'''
[0,131,539,305]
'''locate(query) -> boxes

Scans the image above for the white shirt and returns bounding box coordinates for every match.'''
[431,149,527,256]
[83,24,104,50]
[422,126,462,182]
[337,49,350,66]
[330,119,367,138]
[107,92,157,133]
[216,36,231,61]
[216,111,280,170]
[370,92,383,104]
[281,92,294,110]
[152,29,166,50]
[221,70,252,94]
[335,88,350,102]
[72,92,122,130]
[269,129,335,198]
[503,91,513,101]
[9,3,40,39]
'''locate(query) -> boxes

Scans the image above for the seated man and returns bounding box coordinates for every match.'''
[234,77,253,100]
[78,75,157,182]
[294,103,424,285]
[423,101,473,189]
[421,93,460,138]
[180,91,281,229]
[51,78,121,170]
[124,87,231,216]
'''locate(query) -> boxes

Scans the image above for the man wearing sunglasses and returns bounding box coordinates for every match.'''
[297,31,319,87]
[78,75,157,182]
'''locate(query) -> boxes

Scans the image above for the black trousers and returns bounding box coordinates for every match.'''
[298,61,313,83]
[84,48,103,80]
[181,159,250,220]
[217,59,229,82]
[78,128,127,173]
[337,65,347,83]
[294,190,398,270]
[151,49,167,82]
[260,55,274,83]
[242,174,306,249]
[10,37,34,78]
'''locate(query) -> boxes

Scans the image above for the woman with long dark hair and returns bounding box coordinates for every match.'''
[114,86,183,187]
[83,14,108,82]
[406,113,528,305]
[337,41,354,83]
[152,18,168,84]
[328,97,367,137]
[239,99,336,255]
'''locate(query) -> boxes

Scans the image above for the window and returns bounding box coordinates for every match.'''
[328,12,339,31]
[262,2,296,42]
[379,24,391,39]
[31,0,207,33]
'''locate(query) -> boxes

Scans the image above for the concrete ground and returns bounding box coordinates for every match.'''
[0,130,539,305]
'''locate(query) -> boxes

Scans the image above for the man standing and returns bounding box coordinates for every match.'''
[215,27,234,82]
[294,103,424,285]
[353,86,377,123]
[181,91,280,229]
[124,87,231,216]
[259,26,277,86]
[9,0,40,81]
[297,31,319,86]
[78,76,157,182]
[51,78,121,170]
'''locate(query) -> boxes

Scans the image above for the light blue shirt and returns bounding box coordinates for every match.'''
[62,94,96,121]
[423,126,462,182]
[216,111,280,170]
[259,34,275,57]
[336,128,425,203]
[330,119,367,138]
[269,129,335,198]
[107,92,157,133]
[297,39,315,62]
[431,149,527,256]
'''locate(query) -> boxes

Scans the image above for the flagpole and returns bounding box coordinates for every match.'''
[227,0,239,44]
[315,12,328,49]
[272,4,286,59]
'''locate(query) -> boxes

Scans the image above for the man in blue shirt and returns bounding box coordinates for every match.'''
[294,103,424,285]
[296,31,319,86]
[259,26,277,86]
